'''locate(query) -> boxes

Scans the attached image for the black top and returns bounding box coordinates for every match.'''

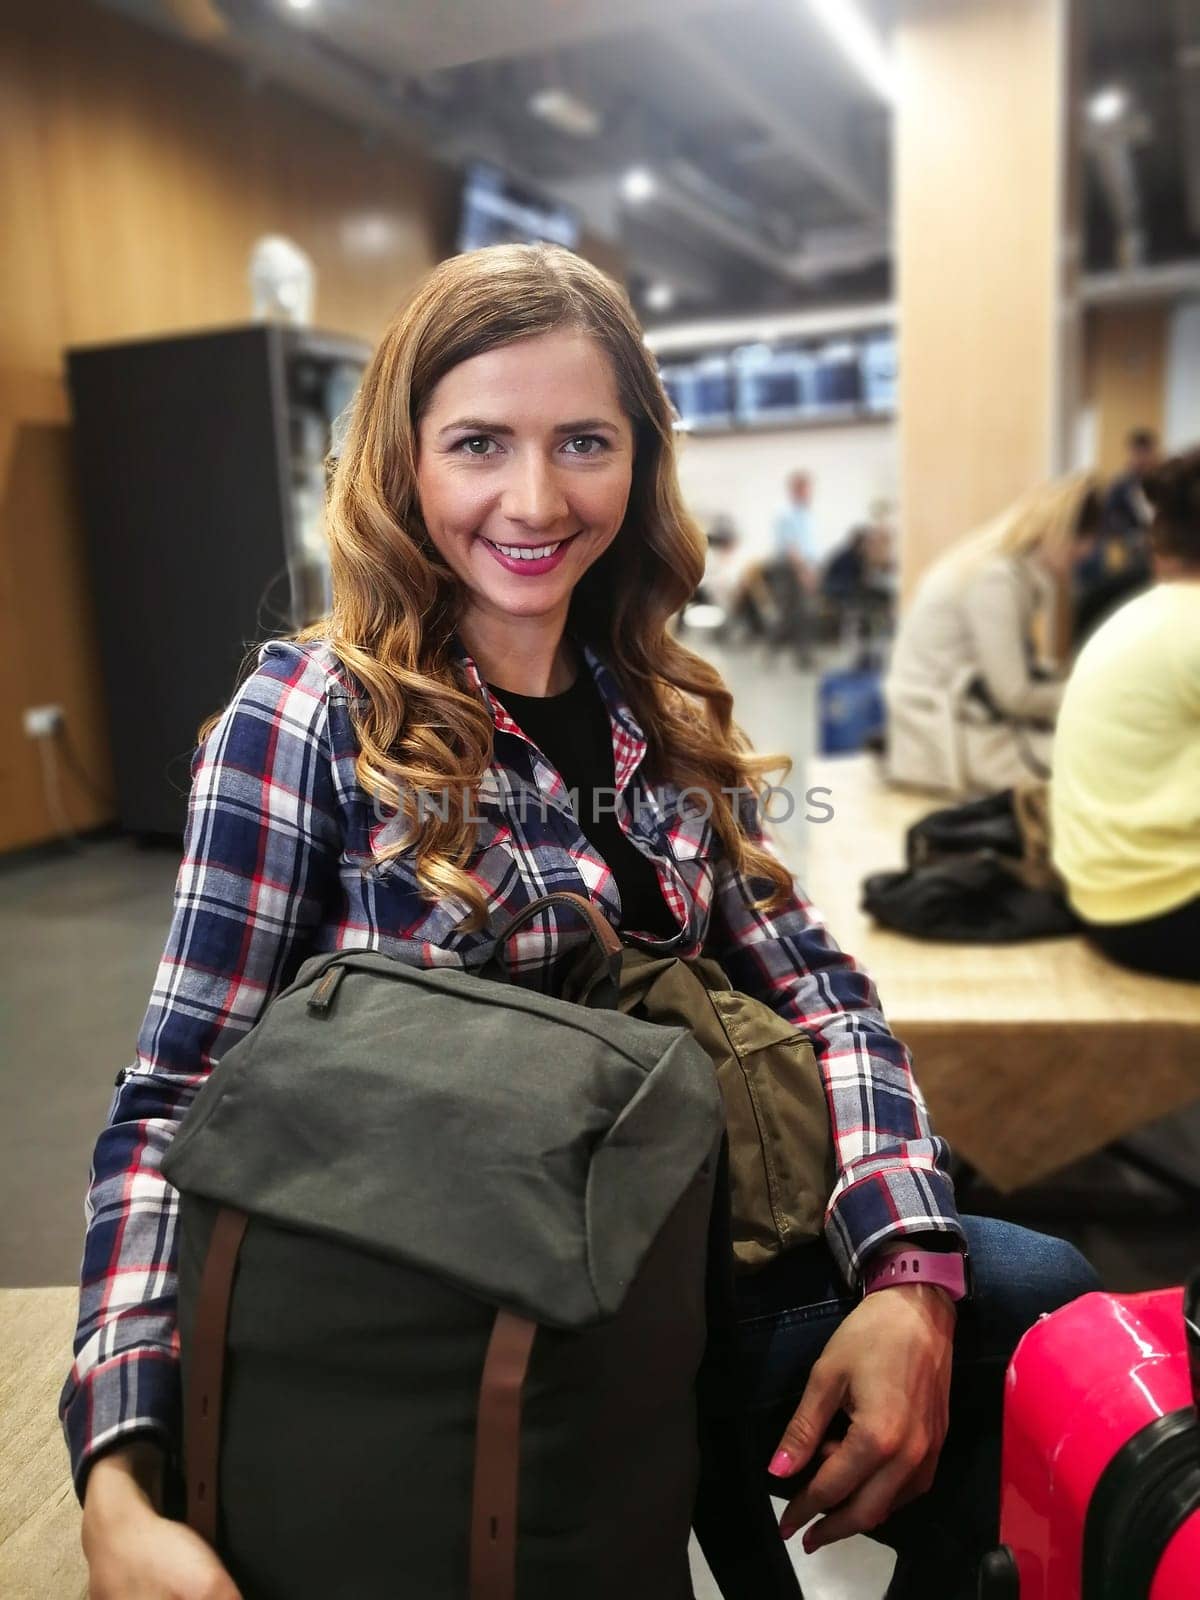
[485,667,680,941]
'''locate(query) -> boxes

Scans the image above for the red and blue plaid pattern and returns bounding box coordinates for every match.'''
[59,635,963,1502]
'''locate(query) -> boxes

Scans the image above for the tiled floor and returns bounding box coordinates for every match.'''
[3,633,1196,1600]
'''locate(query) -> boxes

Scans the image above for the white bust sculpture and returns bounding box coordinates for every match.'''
[249,234,316,326]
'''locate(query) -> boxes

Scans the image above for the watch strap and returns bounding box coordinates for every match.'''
[863,1246,968,1302]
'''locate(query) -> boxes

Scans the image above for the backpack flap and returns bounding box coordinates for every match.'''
[161,953,723,1330]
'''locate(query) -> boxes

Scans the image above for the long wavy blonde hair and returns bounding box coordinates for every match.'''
[203,243,795,932]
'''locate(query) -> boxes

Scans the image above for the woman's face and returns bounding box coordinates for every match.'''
[414,329,636,630]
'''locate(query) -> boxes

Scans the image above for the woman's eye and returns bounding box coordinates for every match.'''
[457,432,611,457]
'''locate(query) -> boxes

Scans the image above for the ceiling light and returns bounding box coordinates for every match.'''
[340,213,420,257]
[285,0,316,10]
[622,168,656,203]
[1088,85,1129,126]
[806,0,896,106]
[528,88,603,139]
[645,282,676,312]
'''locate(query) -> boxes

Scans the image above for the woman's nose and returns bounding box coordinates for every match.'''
[500,454,571,532]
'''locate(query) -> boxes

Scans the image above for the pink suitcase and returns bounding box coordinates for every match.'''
[979,1273,1200,1598]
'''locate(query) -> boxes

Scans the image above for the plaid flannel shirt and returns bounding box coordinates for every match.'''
[59,634,963,1503]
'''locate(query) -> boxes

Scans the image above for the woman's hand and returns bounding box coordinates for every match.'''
[82,1442,244,1599]
[769,1283,956,1552]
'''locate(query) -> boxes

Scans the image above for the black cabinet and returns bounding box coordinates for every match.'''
[67,322,369,838]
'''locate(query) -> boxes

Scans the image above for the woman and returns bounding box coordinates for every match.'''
[1051,449,1200,982]
[65,244,1096,1599]
[884,474,1102,794]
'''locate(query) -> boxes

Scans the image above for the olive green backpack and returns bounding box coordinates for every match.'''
[160,891,809,1599]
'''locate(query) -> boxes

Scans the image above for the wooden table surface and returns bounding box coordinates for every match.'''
[803,756,1200,1189]
[0,1287,88,1599]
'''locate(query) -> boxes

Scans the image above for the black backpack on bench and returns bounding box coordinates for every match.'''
[160,891,801,1600]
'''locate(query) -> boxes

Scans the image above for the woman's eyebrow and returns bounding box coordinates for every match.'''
[441,419,518,438]
[436,416,620,438]
[553,416,624,435]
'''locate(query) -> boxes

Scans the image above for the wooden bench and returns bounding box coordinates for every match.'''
[803,755,1200,1191]
[0,1288,88,1599]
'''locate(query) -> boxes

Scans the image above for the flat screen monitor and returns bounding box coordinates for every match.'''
[659,355,736,429]
[457,162,581,253]
[732,343,815,425]
[860,332,898,414]
[811,340,863,415]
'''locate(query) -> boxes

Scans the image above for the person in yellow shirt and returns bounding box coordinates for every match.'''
[1050,449,1200,980]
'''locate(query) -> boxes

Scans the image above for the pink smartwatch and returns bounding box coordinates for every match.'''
[863,1245,970,1303]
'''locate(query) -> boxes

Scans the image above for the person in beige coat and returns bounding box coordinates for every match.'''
[884,473,1102,794]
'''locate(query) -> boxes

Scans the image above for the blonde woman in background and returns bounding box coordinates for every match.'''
[884,474,1103,794]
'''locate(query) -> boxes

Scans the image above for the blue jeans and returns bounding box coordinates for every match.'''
[734,1217,1101,1599]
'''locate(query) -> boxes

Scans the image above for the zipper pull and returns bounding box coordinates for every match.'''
[307,963,347,1017]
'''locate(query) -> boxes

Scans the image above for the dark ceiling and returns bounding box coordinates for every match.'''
[105,0,1200,319]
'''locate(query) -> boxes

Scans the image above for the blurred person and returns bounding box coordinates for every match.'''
[862,509,899,620]
[724,558,779,645]
[885,473,1103,794]
[1073,426,1160,644]
[63,241,1097,1600]
[1105,426,1161,536]
[762,554,817,667]
[821,522,897,656]
[676,512,743,639]
[699,511,744,614]
[823,525,874,602]
[724,553,815,665]
[773,469,818,592]
[823,517,895,604]
[1051,449,1200,981]
[749,470,819,664]
[864,509,898,588]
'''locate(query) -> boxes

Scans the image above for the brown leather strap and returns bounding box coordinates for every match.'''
[185,1205,249,1546]
[470,1310,538,1600]
[496,890,622,958]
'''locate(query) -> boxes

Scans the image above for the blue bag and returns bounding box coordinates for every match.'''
[818,664,885,755]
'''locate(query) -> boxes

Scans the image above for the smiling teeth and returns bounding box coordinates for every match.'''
[490,539,565,560]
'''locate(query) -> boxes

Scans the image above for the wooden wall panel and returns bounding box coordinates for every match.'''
[895,0,1073,601]
[0,399,116,850]
[0,28,68,376]
[26,5,452,356]
[0,0,623,854]
[1085,304,1169,475]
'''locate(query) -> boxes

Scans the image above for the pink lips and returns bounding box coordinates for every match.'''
[481,531,580,576]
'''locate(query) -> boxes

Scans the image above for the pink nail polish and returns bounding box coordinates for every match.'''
[779,1522,796,1541]
[768,1448,795,1477]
